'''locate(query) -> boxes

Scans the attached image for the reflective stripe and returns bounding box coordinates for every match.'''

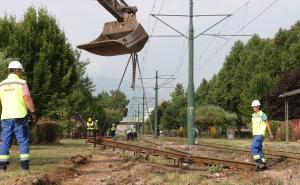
[253,154,260,160]
[20,154,30,160]
[0,155,9,161]
[261,158,266,162]
[0,81,25,87]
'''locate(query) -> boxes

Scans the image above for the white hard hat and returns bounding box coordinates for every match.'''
[8,61,24,71]
[251,100,261,107]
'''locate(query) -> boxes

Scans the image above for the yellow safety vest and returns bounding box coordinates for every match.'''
[252,110,267,136]
[0,74,28,119]
[111,126,116,131]
[87,121,95,130]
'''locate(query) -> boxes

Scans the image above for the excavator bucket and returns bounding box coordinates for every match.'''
[78,18,148,56]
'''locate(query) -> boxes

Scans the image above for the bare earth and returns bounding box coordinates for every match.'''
[7,146,300,185]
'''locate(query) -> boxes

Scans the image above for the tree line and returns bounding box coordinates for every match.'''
[148,21,300,137]
[0,7,129,137]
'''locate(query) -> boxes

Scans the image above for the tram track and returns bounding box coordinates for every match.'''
[90,137,256,170]
[142,137,300,161]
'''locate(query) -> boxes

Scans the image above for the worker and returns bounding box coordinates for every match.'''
[250,100,273,170]
[110,123,116,137]
[132,126,137,141]
[126,126,133,141]
[0,60,36,171]
[86,117,96,138]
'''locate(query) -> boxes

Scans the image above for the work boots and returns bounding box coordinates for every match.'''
[255,159,267,170]
[0,161,9,172]
[20,160,29,171]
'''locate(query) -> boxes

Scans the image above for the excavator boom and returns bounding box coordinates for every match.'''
[78,0,148,56]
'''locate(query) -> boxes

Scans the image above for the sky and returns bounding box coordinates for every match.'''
[1,0,300,117]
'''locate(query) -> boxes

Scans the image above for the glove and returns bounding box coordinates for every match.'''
[30,112,37,123]
[269,133,274,140]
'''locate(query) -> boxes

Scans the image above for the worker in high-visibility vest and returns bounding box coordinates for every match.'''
[250,100,273,170]
[110,123,116,137]
[132,126,137,141]
[0,61,36,171]
[86,117,96,137]
[126,126,133,141]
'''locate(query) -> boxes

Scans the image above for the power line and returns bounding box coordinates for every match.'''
[141,0,166,72]
[175,0,254,84]
[195,0,280,74]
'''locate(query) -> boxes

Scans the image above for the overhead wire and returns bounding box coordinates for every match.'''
[194,0,280,74]
[174,0,254,84]
[141,0,166,72]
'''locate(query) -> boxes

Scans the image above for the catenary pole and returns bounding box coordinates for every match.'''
[187,0,195,145]
[154,70,159,139]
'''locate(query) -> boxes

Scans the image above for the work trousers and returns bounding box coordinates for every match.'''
[251,135,265,163]
[0,118,30,170]
[87,130,96,138]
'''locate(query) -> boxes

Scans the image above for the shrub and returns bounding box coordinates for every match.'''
[30,119,60,144]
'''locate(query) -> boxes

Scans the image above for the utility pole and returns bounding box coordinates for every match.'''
[187,0,195,145]
[137,74,174,139]
[150,2,252,145]
[137,104,140,132]
[154,70,159,139]
[142,94,145,135]
[130,97,155,135]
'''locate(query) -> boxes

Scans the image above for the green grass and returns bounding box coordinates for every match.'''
[0,139,94,182]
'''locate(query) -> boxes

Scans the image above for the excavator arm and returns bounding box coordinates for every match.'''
[97,0,137,21]
[77,0,148,56]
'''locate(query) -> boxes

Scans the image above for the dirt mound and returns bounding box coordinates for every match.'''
[8,170,73,185]
[7,154,90,185]
[70,154,89,167]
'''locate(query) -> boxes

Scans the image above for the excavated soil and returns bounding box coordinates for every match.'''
[6,142,300,185]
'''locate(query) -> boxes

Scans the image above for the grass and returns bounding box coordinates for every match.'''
[0,139,94,183]
[142,135,300,153]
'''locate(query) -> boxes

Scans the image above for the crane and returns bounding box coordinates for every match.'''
[77,0,149,56]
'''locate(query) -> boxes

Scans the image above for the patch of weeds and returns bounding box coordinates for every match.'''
[208,164,223,174]
[152,170,166,176]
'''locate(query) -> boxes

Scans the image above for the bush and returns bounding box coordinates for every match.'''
[58,119,74,138]
[30,119,60,144]
[275,122,294,141]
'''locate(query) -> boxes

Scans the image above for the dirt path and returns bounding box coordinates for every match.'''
[6,147,300,185]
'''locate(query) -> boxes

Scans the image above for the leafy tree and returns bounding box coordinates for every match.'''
[159,83,187,135]
[195,105,237,137]
[97,90,129,133]
[195,21,300,129]
[238,72,274,122]
[0,7,79,118]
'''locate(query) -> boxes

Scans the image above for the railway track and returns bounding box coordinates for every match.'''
[90,137,256,170]
[143,137,300,161]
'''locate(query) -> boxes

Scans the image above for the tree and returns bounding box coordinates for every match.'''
[195,21,300,129]
[195,105,237,137]
[159,83,187,135]
[0,7,79,118]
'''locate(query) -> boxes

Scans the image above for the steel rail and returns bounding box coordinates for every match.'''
[143,136,300,161]
[143,139,191,155]
[96,138,255,170]
[196,142,300,161]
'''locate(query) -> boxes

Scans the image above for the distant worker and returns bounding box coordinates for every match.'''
[132,126,137,141]
[110,123,116,137]
[0,61,37,171]
[86,117,96,138]
[126,126,133,141]
[250,100,273,170]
